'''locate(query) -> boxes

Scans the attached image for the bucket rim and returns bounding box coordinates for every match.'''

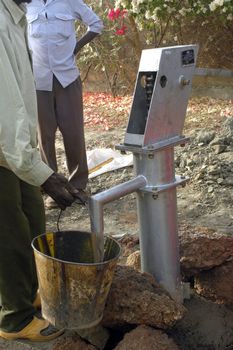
[31,230,121,266]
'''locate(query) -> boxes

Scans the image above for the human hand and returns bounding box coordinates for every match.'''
[73,32,98,56]
[65,183,88,206]
[41,173,76,210]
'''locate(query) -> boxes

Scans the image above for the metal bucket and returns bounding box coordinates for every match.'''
[32,230,121,329]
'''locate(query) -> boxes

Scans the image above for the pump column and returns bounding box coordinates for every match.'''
[134,145,182,303]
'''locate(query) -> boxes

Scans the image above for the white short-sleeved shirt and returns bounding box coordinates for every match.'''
[26,0,103,91]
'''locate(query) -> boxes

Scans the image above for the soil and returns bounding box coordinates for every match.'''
[43,96,233,350]
[45,101,233,237]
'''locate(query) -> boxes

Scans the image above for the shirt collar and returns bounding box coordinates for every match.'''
[2,0,26,25]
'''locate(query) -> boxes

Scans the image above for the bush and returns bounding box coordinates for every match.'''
[77,0,233,96]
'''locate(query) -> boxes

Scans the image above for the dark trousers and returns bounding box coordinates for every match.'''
[36,76,88,190]
[0,167,45,332]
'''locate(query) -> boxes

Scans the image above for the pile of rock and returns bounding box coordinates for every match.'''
[70,224,233,350]
[4,224,233,350]
[124,224,233,349]
[126,224,233,304]
[37,263,186,350]
[175,116,233,200]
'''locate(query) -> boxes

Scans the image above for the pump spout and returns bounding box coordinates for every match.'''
[88,175,147,262]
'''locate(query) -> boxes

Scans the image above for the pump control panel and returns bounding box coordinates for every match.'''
[124,45,198,147]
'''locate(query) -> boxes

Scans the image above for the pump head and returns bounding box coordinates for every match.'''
[124,45,198,147]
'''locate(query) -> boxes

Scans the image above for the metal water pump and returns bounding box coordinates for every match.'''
[89,45,198,303]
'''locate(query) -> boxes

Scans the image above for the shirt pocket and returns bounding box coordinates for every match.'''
[53,14,74,38]
[27,14,45,38]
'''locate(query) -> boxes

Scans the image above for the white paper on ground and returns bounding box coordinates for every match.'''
[87,148,133,179]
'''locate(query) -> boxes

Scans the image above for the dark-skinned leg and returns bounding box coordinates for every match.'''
[37,89,58,173]
[54,76,88,190]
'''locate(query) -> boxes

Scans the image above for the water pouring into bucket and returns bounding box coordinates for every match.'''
[32,230,121,329]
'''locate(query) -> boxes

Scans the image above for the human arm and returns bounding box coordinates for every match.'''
[0,34,54,188]
[72,0,104,55]
[74,30,98,55]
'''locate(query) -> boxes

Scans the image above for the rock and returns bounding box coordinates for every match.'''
[126,250,141,270]
[179,159,186,168]
[52,332,97,350]
[102,265,186,329]
[179,224,233,276]
[207,164,221,175]
[222,116,233,135]
[223,177,233,186]
[77,325,110,350]
[209,136,225,146]
[196,130,215,144]
[118,234,140,258]
[171,293,233,350]
[195,259,233,305]
[113,325,180,350]
[194,172,204,180]
[174,155,181,167]
[211,144,227,154]
[186,158,194,166]
[217,177,224,184]
[2,331,98,350]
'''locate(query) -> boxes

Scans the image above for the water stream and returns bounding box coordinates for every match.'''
[89,210,105,263]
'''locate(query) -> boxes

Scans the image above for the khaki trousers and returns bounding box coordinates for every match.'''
[36,76,88,190]
[0,167,45,332]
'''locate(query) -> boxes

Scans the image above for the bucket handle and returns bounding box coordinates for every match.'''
[56,209,63,232]
[56,200,87,232]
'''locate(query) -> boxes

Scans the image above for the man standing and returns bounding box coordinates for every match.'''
[26,0,104,208]
[0,0,77,341]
